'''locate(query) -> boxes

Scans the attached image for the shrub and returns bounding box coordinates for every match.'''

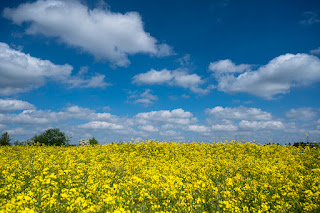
[89,137,99,145]
[32,128,69,146]
[21,139,35,146]
[0,132,11,146]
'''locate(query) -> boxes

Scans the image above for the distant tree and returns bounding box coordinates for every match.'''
[14,140,21,146]
[21,139,35,146]
[89,137,99,145]
[0,132,11,146]
[32,128,69,146]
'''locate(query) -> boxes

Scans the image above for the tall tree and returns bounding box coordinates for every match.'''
[32,128,69,146]
[0,132,11,146]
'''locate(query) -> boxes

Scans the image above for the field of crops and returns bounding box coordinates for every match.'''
[0,141,319,213]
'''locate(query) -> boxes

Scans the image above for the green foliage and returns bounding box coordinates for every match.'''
[89,137,99,145]
[0,132,11,146]
[32,128,69,146]
[13,140,21,146]
[21,139,35,146]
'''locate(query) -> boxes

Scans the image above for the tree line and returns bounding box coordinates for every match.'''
[0,128,99,146]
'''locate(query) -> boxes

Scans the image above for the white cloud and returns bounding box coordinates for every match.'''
[310,47,320,55]
[239,120,284,130]
[5,127,32,135]
[0,110,64,125]
[160,130,177,136]
[209,54,320,99]
[0,42,109,95]
[78,121,124,130]
[177,54,192,67]
[187,125,210,133]
[206,106,272,120]
[66,73,110,89]
[155,44,176,57]
[286,108,318,120]
[135,108,196,125]
[127,89,158,107]
[1,100,318,144]
[78,66,89,75]
[133,69,172,84]
[209,59,251,73]
[0,99,35,113]
[139,125,158,132]
[64,105,118,122]
[0,105,119,126]
[66,66,109,88]
[132,68,214,94]
[3,0,173,67]
[300,12,320,25]
[211,124,238,131]
[0,42,72,95]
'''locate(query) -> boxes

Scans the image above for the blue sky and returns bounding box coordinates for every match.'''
[0,0,320,144]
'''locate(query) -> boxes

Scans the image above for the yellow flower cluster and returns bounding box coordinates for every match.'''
[0,141,319,212]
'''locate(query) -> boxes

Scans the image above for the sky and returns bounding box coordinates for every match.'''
[0,0,320,144]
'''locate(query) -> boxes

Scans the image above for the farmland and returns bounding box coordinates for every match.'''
[0,141,319,212]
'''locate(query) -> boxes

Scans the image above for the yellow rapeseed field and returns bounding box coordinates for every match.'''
[0,141,319,213]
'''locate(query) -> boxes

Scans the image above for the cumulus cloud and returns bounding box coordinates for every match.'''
[286,108,318,121]
[160,130,178,136]
[209,59,251,74]
[78,121,124,130]
[66,73,109,89]
[0,105,120,126]
[135,108,196,125]
[209,54,320,99]
[187,125,210,133]
[155,44,176,57]
[63,105,119,122]
[0,110,64,125]
[132,68,214,94]
[0,99,35,113]
[127,89,158,107]
[0,42,109,95]
[3,0,173,67]
[1,100,318,144]
[139,125,159,132]
[211,124,238,131]
[206,106,272,121]
[239,120,284,130]
[0,42,72,95]
[66,66,110,89]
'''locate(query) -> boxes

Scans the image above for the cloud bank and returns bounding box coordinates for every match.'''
[132,68,214,94]
[1,101,319,144]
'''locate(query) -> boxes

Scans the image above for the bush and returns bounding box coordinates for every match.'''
[89,137,99,145]
[21,139,35,146]
[0,132,11,146]
[32,128,69,146]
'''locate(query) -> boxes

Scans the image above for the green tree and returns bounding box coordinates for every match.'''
[89,137,99,145]
[14,140,21,146]
[32,128,69,146]
[0,132,11,146]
